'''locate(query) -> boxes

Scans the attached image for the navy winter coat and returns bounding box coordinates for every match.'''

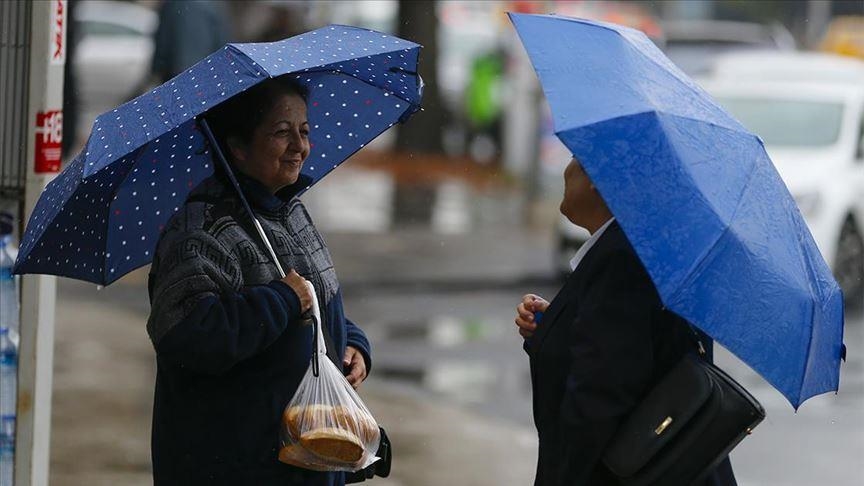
[147,173,371,485]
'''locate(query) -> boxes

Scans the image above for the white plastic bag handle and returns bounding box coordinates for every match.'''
[303,281,328,377]
[304,280,326,356]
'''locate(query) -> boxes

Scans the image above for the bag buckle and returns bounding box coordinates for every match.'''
[655,416,673,435]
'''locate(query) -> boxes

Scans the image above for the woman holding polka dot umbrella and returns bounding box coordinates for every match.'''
[14,24,421,284]
[14,25,420,485]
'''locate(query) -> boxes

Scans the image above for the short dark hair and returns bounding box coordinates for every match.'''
[203,76,309,160]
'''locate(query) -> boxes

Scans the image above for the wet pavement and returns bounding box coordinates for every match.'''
[44,163,864,485]
[48,162,546,485]
[344,285,864,486]
[49,277,540,486]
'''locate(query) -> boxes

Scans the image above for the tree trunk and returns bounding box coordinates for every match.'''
[396,0,446,154]
[390,0,447,227]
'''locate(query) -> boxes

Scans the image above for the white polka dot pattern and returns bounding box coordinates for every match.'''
[15,25,422,284]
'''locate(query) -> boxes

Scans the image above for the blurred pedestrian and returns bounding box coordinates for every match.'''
[513,157,736,485]
[62,0,80,159]
[464,48,504,163]
[146,76,372,485]
[150,0,230,83]
[256,3,307,43]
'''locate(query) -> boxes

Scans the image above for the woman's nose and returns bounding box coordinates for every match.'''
[286,129,303,149]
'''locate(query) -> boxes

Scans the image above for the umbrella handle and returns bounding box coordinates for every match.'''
[252,218,286,278]
[198,119,329,364]
[198,117,287,279]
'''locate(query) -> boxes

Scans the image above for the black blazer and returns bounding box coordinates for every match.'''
[526,221,736,486]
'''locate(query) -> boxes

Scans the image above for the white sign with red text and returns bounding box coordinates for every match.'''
[35,110,63,173]
[49,0,66,65]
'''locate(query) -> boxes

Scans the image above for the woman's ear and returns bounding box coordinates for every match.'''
[226,136,247,164]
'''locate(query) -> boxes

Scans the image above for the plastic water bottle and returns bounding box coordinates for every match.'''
[0,428,12,486]
[0,327,15,486]
[0,415,12,486]
[0,235,19,347]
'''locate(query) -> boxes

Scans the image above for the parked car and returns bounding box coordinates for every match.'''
[700,52,864,312]
[660,19,796,76]
[73,0,157,141]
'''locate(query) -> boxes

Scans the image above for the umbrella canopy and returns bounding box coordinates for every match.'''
[14,24,422,285]
[509,13,844,408]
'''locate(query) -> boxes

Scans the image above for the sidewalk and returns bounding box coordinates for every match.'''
[327,226,557,291]
[50,275,537,486]
[305,154,562,290]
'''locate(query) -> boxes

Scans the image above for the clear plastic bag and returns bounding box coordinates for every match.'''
[278,283,380,472]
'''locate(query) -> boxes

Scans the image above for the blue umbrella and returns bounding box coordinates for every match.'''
[14,24,422,285]
[509,13,844,408]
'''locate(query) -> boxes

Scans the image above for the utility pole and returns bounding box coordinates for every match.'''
[15,1,65,485]
[806,0,832,49]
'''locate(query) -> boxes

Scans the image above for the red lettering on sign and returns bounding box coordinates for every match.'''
[53,0,65,62]
[35,110,63,173]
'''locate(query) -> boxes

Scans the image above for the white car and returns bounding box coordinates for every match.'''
[660,19,796,76]
[73,0,157,141]
[701,52,864,312]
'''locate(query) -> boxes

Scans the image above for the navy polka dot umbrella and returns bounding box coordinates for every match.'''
[14,25,422,285]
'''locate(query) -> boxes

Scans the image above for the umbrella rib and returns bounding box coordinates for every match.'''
[97,145,149,284]
[556,109,753,141]
[533,15,707,105]
[546,15,747,136]
[792,214,838,408]
[18,160,86,259]
[796,302,817,408]
[662,132,819,408]
[297,68,421,107]
[665,134,762,306]
[605,32,738,130]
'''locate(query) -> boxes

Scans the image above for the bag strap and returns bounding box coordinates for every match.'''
[684,322,714,361]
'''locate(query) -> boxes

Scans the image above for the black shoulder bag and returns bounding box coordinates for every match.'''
[600,332,765,485]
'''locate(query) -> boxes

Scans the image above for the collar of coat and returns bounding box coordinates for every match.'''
[215,165,313,214]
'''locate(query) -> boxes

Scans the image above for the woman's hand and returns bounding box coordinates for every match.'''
[343,346,367,389]
[515,293,549,339]
[281,269,313,314]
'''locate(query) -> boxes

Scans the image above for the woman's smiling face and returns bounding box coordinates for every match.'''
[229,92,310,193]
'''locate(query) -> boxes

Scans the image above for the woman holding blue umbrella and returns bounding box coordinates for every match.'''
[514,157,736,486]
[508,10,844,486]
[146,77,372,485]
